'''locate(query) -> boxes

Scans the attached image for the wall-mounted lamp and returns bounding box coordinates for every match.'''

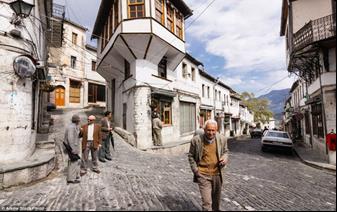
[10,0,34,18]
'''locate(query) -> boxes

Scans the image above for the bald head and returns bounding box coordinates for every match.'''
[88,115,96,124]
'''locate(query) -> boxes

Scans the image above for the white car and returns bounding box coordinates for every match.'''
[261,130,293,152]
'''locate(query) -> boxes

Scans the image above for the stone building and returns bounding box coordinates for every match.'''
[48,19,106,109]
[280,0,336,164]
[0,0,59,188]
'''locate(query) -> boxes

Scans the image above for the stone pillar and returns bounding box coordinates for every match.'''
[133,87,152,149]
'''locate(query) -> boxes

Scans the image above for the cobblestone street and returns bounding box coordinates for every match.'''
[0,109,335,211]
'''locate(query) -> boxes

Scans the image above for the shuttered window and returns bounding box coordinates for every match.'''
[180,102,196,134]
[69,80,81,103]
[155,0,164,24]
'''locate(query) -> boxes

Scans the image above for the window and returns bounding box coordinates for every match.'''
[191,68,195,81]
[72,32,78,45]
[88,83,106,103]
[180,102,196,134]
[125,59,130,79]
[155,0,164,24]
[161,101,172,125]
[128,0,145,18]
[207,86,210,98]
[312,103,324,138]
[158,57,167,78]
[71,56,76,69]
[182,63,187,78]
[166,5,174,32]
[114,0,119,30]
[305,110,311,134]
[202,84,205,98]
[123,103,127,129]
[215,89,217,100]
[219,91,221,101]
[175,12,183,39]
[69,80,81,103]
[91,61,96,71]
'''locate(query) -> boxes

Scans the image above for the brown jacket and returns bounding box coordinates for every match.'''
[81,124,102,151]
[188,133,229,183]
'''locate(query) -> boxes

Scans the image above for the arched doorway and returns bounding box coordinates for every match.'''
[55,86,65,106]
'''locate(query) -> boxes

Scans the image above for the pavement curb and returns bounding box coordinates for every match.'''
[293,149,336,173]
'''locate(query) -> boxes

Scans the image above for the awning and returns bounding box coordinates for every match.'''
[151,88,177,98]
[306,95,322,105]
[200,105,214,110]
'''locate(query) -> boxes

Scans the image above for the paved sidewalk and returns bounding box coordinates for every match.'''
[293,141,336,172]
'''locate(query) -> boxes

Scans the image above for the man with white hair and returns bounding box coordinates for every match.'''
[188,119,229,211]
[80,115,102,175]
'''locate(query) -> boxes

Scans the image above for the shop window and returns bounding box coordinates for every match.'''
[152,98,172,125]
[312,103,324,138]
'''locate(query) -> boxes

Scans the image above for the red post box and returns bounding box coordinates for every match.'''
[326,133,336,151]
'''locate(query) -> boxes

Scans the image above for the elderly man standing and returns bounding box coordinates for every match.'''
[188,120,229,211]
[64,114,81,184]
[80,115,102,175]
[152,112,163,146]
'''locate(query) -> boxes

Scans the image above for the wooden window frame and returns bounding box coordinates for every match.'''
[128,0,145,19]
[175,12,183,39]
[166,4,174,32]
[155,0,164,24]
[114,0,119,30]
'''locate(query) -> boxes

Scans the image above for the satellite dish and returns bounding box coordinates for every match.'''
[13,55,36,78]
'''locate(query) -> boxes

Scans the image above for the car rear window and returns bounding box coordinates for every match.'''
[267,132,289,138]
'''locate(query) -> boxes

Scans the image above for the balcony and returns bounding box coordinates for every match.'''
[293,13,336,51]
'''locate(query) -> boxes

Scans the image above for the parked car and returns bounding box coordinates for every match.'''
[251,128,263,138]
[261,130,293,153]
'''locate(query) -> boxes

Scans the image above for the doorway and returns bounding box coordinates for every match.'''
[55,86,65,106]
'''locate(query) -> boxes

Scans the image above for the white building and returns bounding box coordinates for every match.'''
[92,0,193,149]
[280,0,336,164]
[48,19,106,108]
[0,0,58,188]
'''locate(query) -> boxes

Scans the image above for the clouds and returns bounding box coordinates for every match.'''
[184,0,292,95]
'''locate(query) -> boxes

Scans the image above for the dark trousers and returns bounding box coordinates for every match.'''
[99,135,112,160]
[197,174,222,211]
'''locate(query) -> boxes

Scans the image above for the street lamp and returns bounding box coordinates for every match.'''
[10,0,34,18]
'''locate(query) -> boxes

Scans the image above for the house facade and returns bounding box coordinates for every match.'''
[48,19,106,109]
[280,0,336,164]
[92,0,254,149]
[0,0,54,163]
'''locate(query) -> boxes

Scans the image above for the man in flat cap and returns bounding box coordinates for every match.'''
[80,115,102,175]
[64,114,82,184]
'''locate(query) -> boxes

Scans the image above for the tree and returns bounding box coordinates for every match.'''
[241,92,273,124]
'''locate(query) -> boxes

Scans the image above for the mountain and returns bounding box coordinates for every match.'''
[258,89,290,121]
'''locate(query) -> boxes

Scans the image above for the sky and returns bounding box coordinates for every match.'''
[54,0,297,96]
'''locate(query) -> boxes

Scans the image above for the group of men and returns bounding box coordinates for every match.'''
[65,110,229,211]
[64,111,114,184]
